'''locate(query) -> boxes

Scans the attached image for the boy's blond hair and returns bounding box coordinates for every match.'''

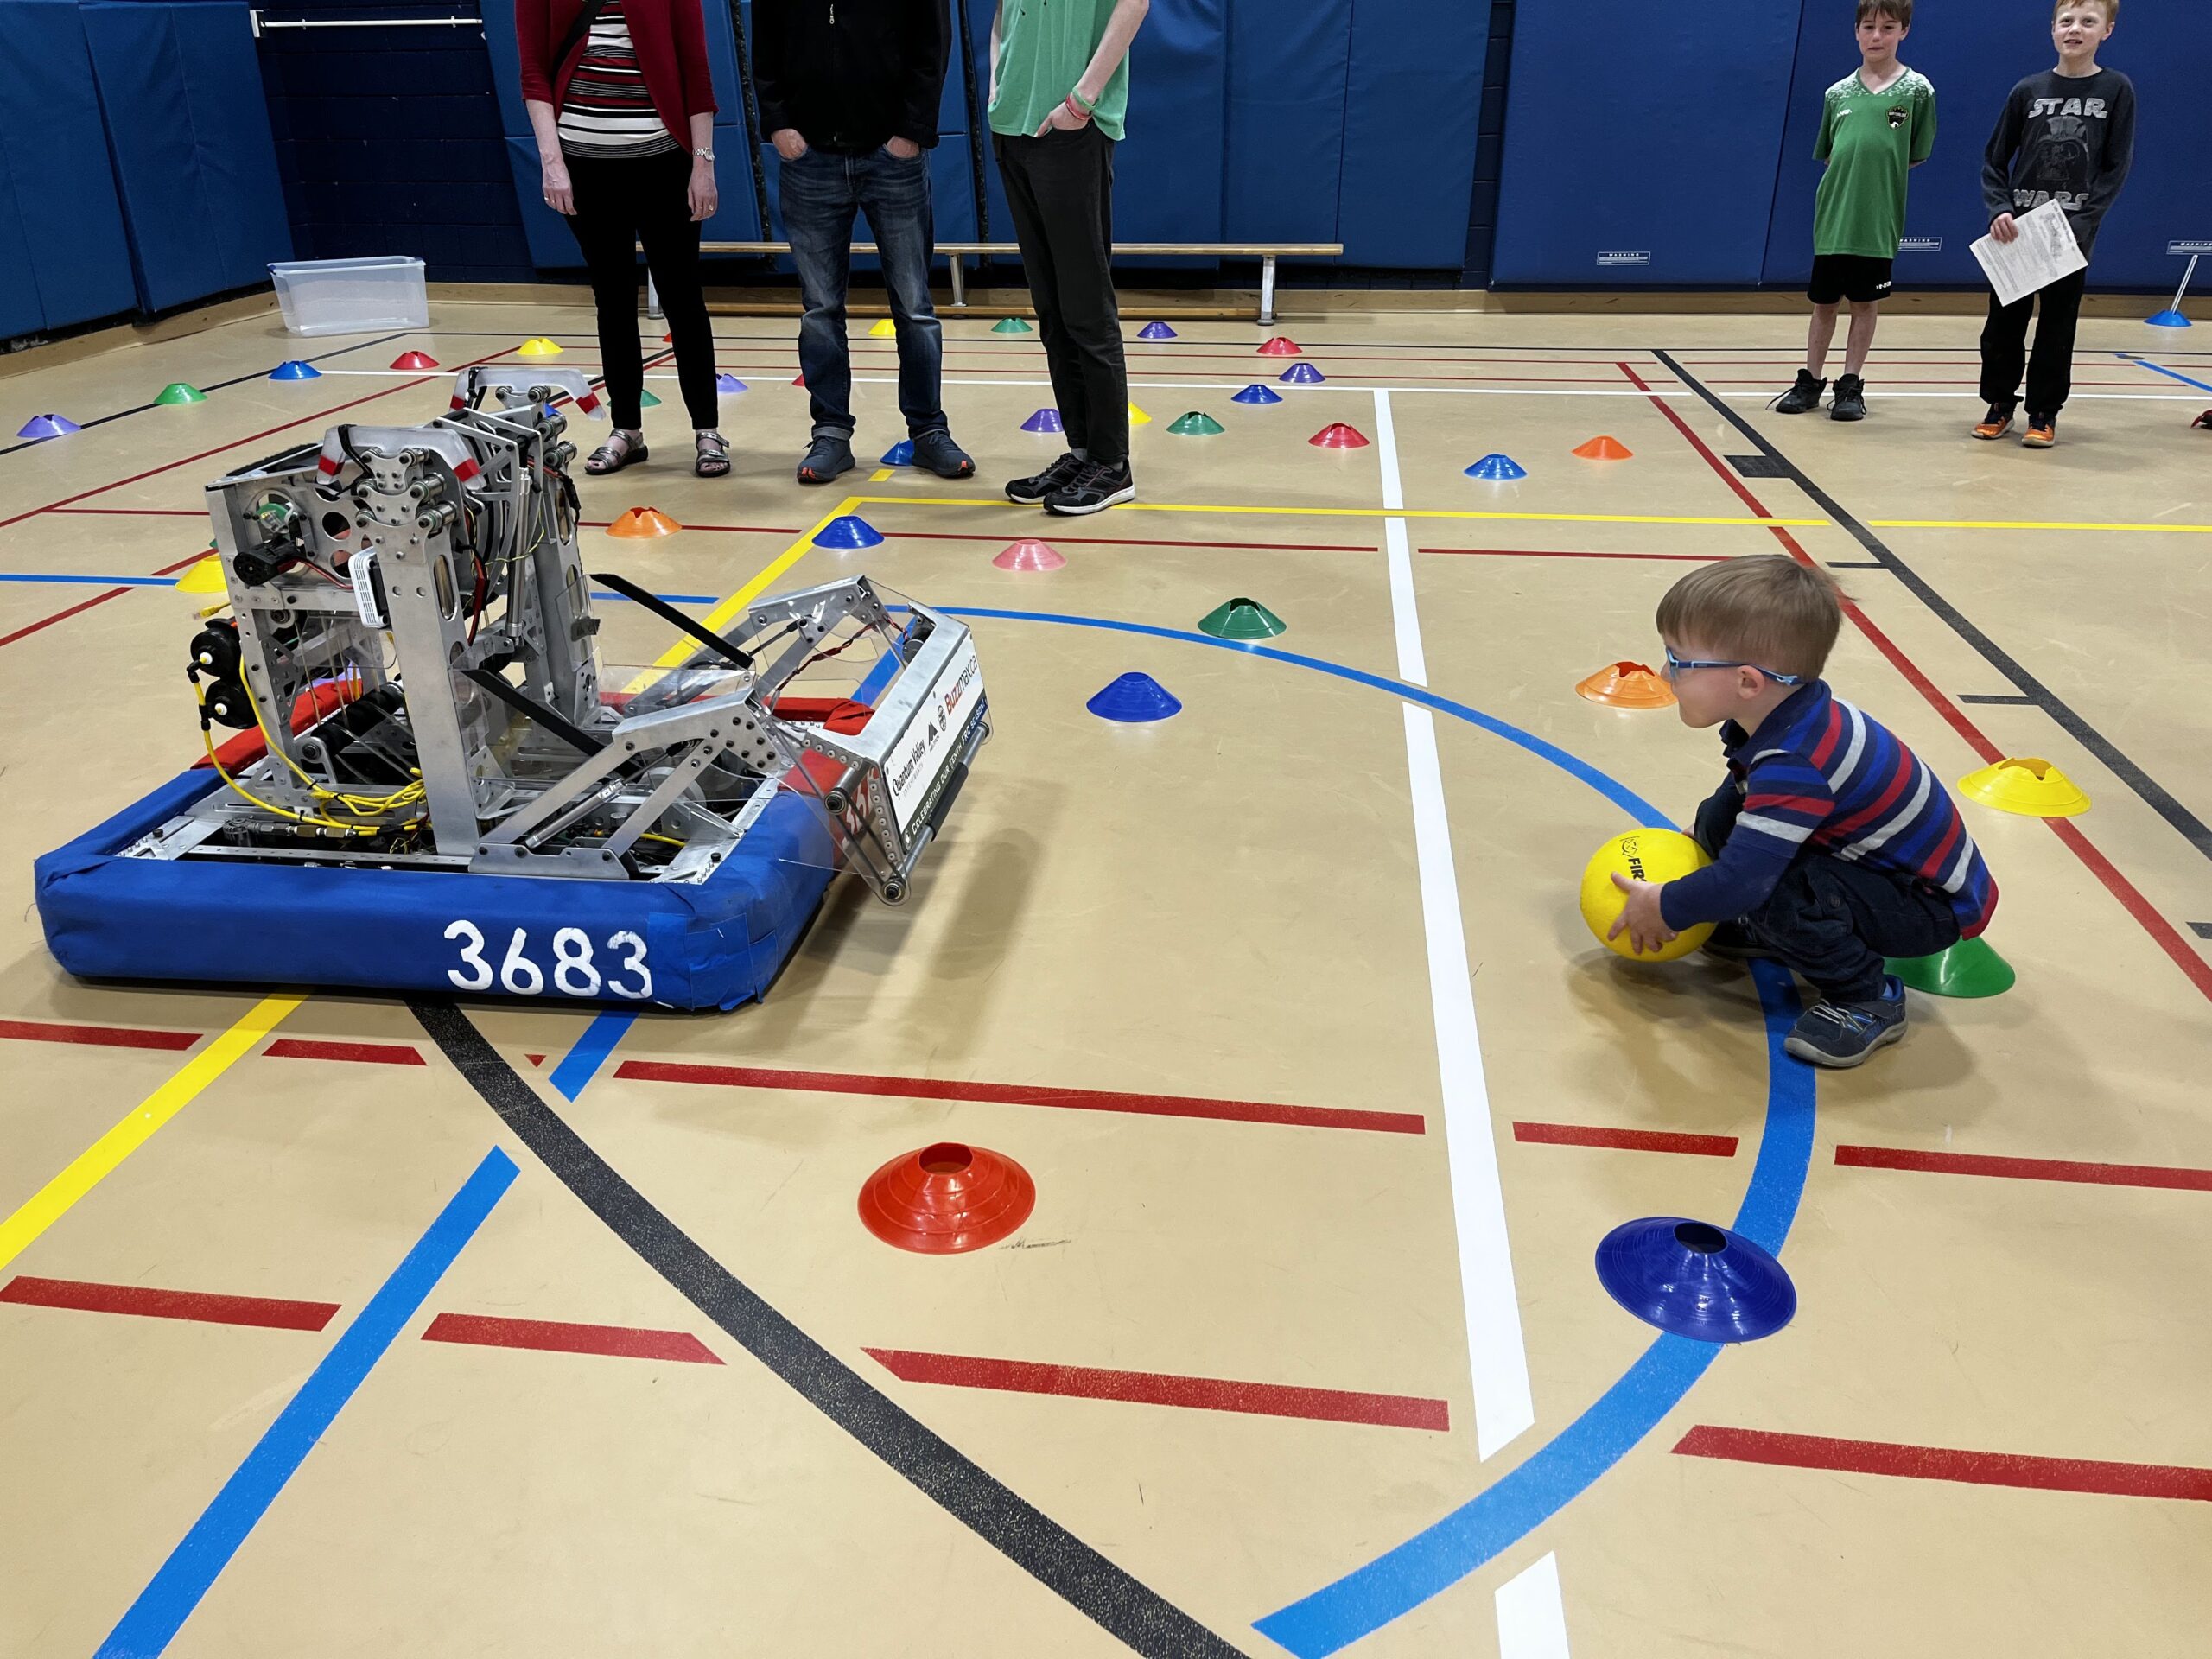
[1656,556,1844,681]
[2053,0,2114,21]
[1857,0,1912,26]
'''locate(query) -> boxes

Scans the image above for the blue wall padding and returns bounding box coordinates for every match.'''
[0,1,137,329]
[35,771,839,1011]
[1337,0,1485,270]
[1492,1,1802,285]
[1224,0,1350,245]
[1112,0,1225,252]
[2070,10,2212,292]
[79,1,291,312]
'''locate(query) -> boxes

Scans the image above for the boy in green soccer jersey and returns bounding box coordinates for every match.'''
[1773,0,1936,423]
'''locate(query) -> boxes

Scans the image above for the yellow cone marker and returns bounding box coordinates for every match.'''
[1957,756,2091,817]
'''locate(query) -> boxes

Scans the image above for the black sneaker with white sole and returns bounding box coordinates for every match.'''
[1043,459,1135,516]
[1006,451,1085,504]
[1783,975,1907,1067]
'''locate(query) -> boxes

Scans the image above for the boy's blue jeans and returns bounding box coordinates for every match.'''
[779,146,948,442]
[1694,787,1958,1002]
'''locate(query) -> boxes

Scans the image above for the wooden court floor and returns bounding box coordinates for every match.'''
[2,297,2209,1658]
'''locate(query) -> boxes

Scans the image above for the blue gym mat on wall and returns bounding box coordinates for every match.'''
[79,0,291,313]
[0,0,137,333]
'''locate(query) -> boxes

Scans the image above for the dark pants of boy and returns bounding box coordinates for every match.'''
[1695,791,1958,1002]
[1980,268,2088,417]
[779,146,949,442]
[993,125,1128,467]
[564,149,720,431]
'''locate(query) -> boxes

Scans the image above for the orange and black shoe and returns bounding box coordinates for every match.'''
[2021,413,2057,448]
[1971,401,2015,441]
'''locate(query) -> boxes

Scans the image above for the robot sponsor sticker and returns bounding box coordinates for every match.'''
[886,637,984,839]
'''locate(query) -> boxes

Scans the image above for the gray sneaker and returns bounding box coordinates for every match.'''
[1783,976,1907,1068]
[797,433,855,485]
[910,428,976,479]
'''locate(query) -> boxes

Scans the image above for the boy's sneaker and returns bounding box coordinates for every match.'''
[797,434,855,485]
[2021,413,2057,448]
[911,428,976,479]
[1007,451,1085,504]
[1044,459,1135,516]
[1971,401,2016,440]
[1700,921,1775,964]
[1783,976,1907,1068]
[1828,374,1868,422]
[1771,370,1827,415]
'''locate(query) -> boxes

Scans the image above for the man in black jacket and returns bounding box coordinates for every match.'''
[754,0,974,483]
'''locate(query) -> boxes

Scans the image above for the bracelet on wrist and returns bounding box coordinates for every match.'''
[1063,93,1092,124]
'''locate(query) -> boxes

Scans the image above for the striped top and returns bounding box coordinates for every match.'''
[1659,680,1998,938]
[557,1,680,158]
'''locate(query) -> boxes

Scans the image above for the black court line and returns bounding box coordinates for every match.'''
[0,331,410,463]
[407,999,1244,1659]
[1653,348,2212,867]
[1957,693,2040,706]
[1827,559,1886,569]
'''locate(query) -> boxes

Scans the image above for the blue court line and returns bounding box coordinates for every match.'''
[931,606,1813,1657]
[96,1147,518,1659]
[548,1009,637,1101]
[2117,353,2212,394]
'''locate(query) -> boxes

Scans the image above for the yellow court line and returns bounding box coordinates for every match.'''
[0,992,304,1274]
[849,493,2212,536]
[868,467,893,481]
[849,493,1821,528]
[623,497,853,691]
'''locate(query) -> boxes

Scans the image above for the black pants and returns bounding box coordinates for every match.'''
[994,125,1128,467]
[1695,791,1958,1002]
[1979,268,2087,419]
[564,149,719,431]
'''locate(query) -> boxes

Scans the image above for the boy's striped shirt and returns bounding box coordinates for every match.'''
[557,1,680,158]
[1660,679,1998,938]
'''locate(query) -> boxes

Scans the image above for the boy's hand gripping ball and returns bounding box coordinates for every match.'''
[1580,829,1716,962]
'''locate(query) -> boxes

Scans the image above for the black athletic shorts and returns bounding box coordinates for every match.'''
[1808,254,1894,305]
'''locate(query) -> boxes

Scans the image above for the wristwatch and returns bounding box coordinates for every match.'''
[693,148,715,162]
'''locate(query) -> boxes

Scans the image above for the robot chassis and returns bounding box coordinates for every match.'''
[73,368,988,1002]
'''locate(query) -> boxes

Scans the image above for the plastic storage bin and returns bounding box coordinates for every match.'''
[269,256,429,337]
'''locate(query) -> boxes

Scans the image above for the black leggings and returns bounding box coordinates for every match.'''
[563,148,718,431]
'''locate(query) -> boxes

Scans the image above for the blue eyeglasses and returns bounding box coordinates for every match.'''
[1662,645,1804,686]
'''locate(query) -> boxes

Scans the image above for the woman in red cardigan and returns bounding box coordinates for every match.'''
[518,0,728,477]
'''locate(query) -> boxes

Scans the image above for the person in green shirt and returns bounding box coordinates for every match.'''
[988,0,1150,515]
[1773,0,1936,423]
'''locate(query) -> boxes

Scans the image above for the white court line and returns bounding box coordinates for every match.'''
[302,367,2201,402]
[1371,385,1535,1463]
[1495,1552,1573,1658]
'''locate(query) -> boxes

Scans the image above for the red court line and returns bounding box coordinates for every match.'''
[883,527,1380,554]
[581,518,802,535]
[0,1017,199,1052]
[865,1347,1449,1431]
[0,1274,339,1332]
[264,1037,426,1066]
[1416,545,1722,564]
[613,1058,1425,1135]
[1514,1121,1738,1157]
[1836,1142,2212,1192]
[421,1312,722,1364]
[44,507,207,518]
[1675,1425,2212,1502]
[1619,359,2212,1007]
[0,585,132,649]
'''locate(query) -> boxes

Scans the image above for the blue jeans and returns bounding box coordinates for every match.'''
[779,145,947,441]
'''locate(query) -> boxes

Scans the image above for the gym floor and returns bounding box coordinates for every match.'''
[2,296,2209,1658]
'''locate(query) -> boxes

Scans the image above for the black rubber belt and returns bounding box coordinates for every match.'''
[1652,347,2212,866]
[408,998,1247,1659]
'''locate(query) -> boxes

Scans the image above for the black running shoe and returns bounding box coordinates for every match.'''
[1829,373,1867,422]
[1783,976,1908,1068]
[1006,451,1085,504]
[910,428,976,479]
[796,433,855,485]
[1771,369,1827,414]
[1043,459,1135,516]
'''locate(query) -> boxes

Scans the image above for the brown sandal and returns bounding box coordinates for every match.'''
[585,430,645,474]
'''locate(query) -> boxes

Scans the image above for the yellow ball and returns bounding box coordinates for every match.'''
[1579,828,1716,962]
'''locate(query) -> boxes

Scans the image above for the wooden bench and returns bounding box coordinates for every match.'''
[651,241,1343,325]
